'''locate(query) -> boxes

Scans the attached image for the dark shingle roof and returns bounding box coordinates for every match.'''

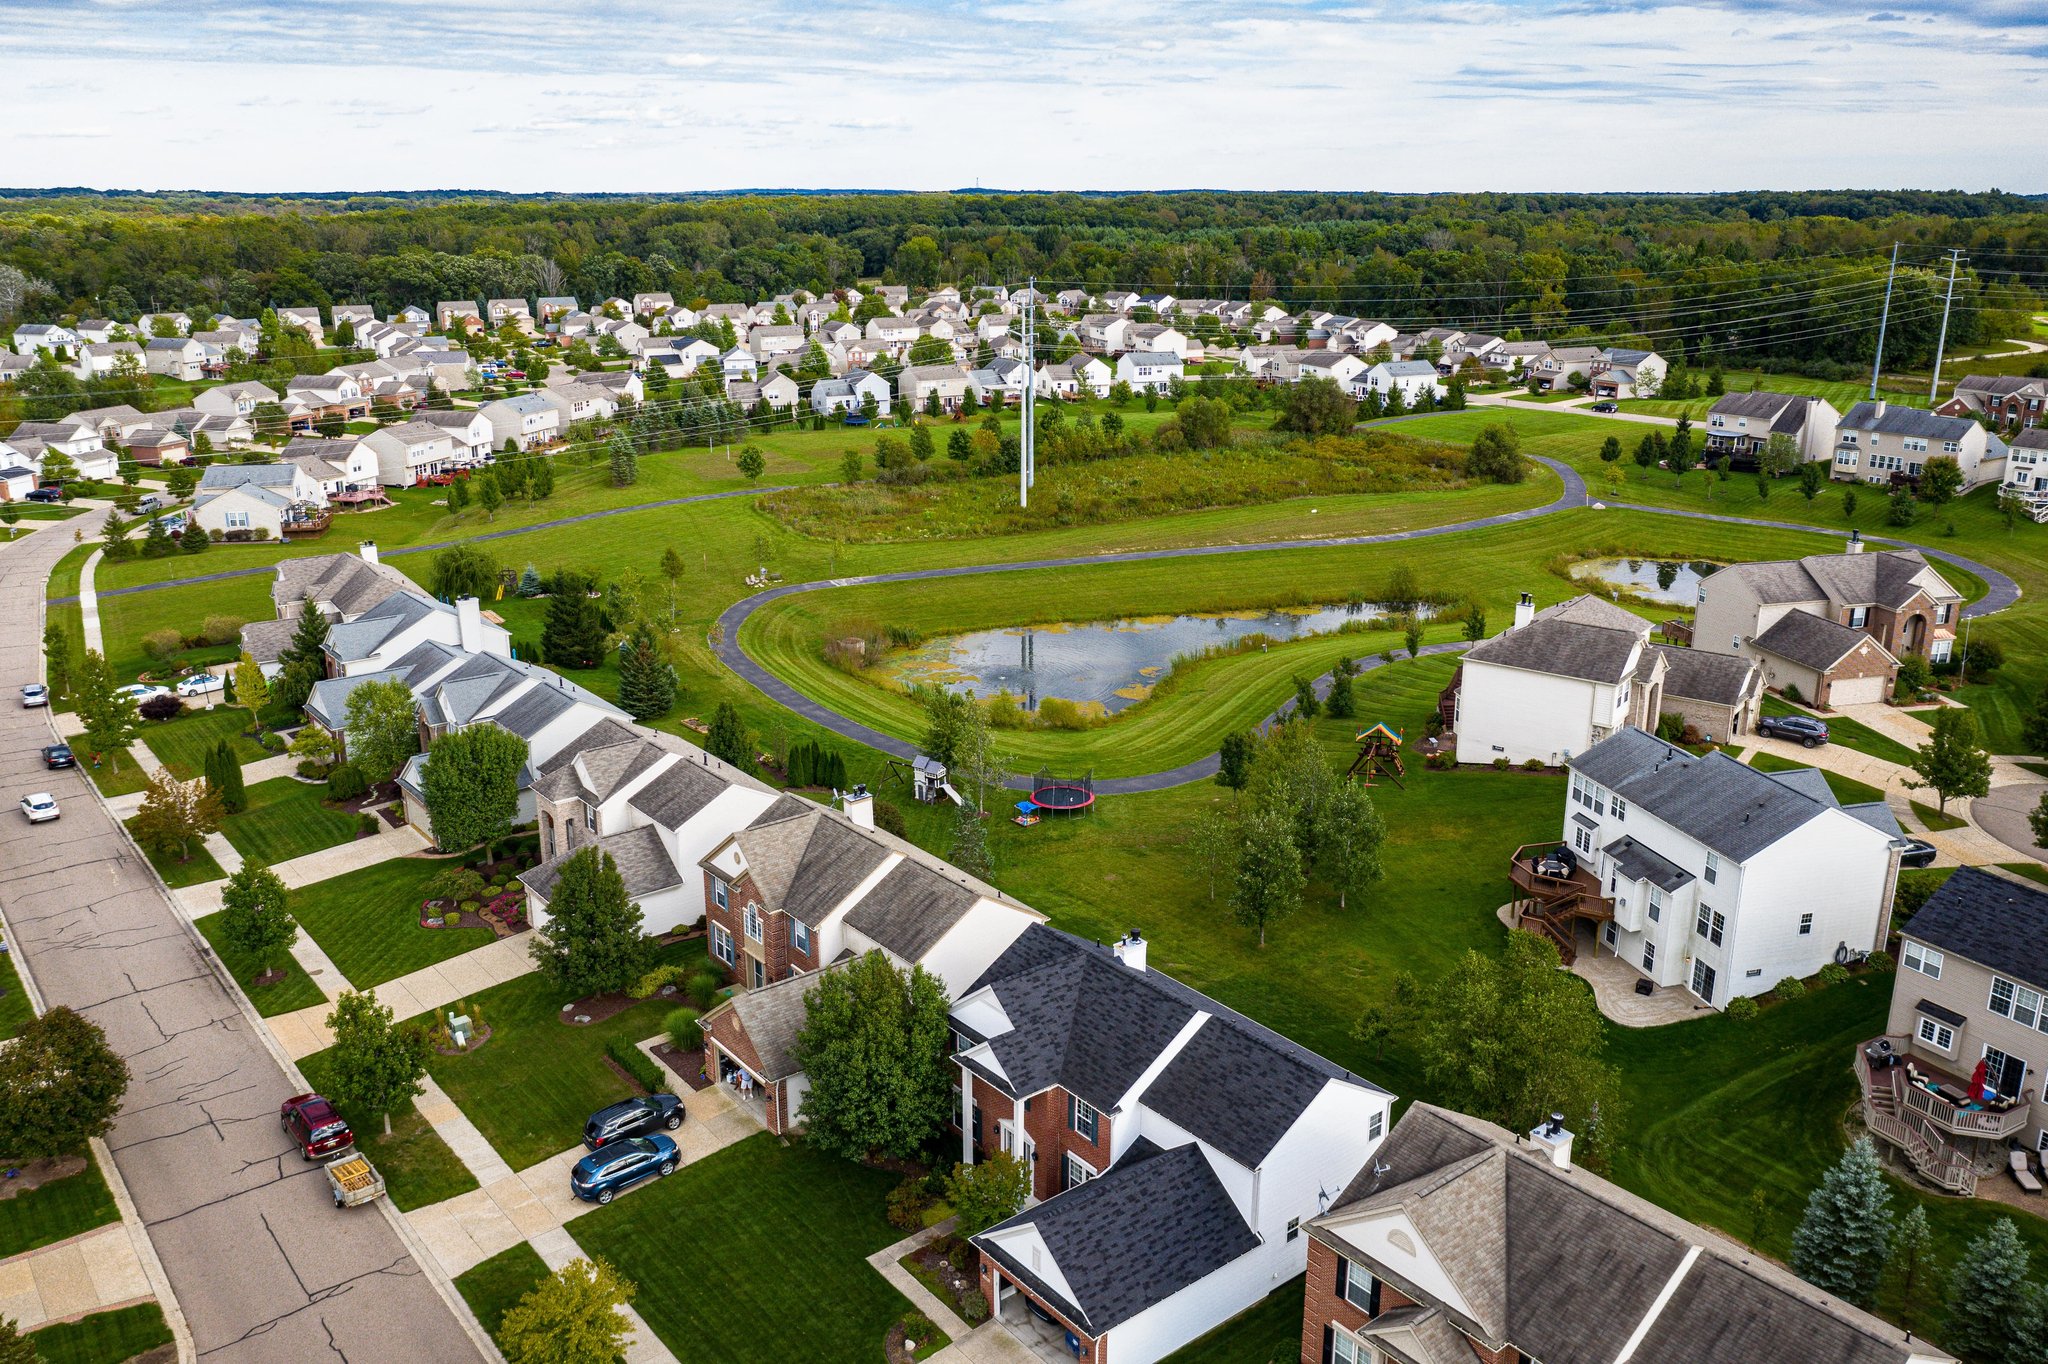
[1464,596,1647,685]
[1649,645,1757,707]
[1570,729,1837,862]
[1750,610,1872,672]
[1839,400,1975,440]
[1601,835,1693,892]
[521,824,680,902]
[975,1141,1260,1335]
[1902,867,2048,989]
[1140,1016,1333,1167]
[627,756,734,828]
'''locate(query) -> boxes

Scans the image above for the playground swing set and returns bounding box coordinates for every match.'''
[1345,723,1406,788]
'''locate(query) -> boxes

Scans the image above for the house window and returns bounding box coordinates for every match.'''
[1648,887,1663,923]
[711,876,728,910]
[1603,923,1618,948]
[1332,1332,1368,1364]
[1848,607,1868,629]
[1643,943,1656,972]
[1704,852,1718,885]
[791,920,810,957]
[584,805,597,834]
[1064,1154,1095,1191]
[1903,942,1943,980]
[743,905,763,942]
[1918,1016,1955,1051]
[225,510,250,530]
[1287,1217,1301,1242]
[1936,603,1953,625]
[711,923,736,967]
[1575,825,1594,856]
[751,958,765,989]
[1342,1262,1376,1313]
[1068,1095,1099,1143]
[1368,1110,1384,1141]
[1799,913,1813,936]
[1612,798,1626,822]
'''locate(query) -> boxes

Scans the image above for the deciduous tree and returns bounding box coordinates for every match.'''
[0,1007,129,1160]
[431,544,499,600]
[421,725,528,856]
[232,652,270,721]
[220,864,298,978]
[1465,424,1526,483]
[1319,779,1386,911]
[948,1152,1029,1237]
[132,767,225,863]
[1909,708,1991,814]
[793,951,953,1160]
[499,1257,636,1364]
[325,990,430,1136]
[1231,802,1304,946]
[343,677,420,785]
[74,649,139,770]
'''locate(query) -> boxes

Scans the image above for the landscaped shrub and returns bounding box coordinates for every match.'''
[1773,975,1806,1002]
[296,759,327,779]
[887,1175,934,1232]
[1818,962,1851,986]
[326,763,368,800]
[258,731,285,753]
[1521,758,1545,772]
[1866,950,1895,973]
[629,963,690,1000]
[687,970,724,1010]
[460,900,481,913]
[357,814,379,837]
[1492,757,1510,770]
[665,1007,702,1051]
[958,1292,988,1325]
[141,627,183,664]
[1655,712,1685,743]
[138,693,183,722]
[895,1311,941,1351]
[1726,996,1760,1021]
[874,798,908,837]
[200,614,244,646]
[1780,684,1803,705]
[427,865,486,905]
[604,1037,669,1094]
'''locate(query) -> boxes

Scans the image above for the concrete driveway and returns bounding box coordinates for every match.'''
[0,513,483,1363]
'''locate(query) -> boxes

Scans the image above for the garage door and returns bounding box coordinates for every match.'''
[1829,673,1887,707]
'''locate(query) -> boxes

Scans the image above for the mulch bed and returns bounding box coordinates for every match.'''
[378,805,404,828]
[252,967,289,987]
[902,1240,983,1324]
[652,1043,712,1091]
[0,1155,86,1199]
[419,904,492,931]
[559,989,643,1026]
[432,1024,492,1056]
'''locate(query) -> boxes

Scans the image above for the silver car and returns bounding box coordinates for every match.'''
[20,793,60,824]
[20,684,48,708]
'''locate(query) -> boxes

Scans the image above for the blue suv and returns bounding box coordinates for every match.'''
[570,1135,679,1204]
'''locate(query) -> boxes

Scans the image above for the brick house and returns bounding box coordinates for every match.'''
[1304,1103,1954,1364]
[955,926,1393,1364]
[1937,374,2046,430]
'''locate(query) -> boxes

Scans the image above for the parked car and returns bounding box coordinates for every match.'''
[134,494,164,515]
[113,684,171,705]
[1589,401,1619,413]
[175,672,224,698]
[1895,838,1939,869]
[569,1135,678,1204]
[26,486,65,503]
[582,1094,685,1150]
[1757,713,1830,748]
[20,684,48,708]
[19,793,59,824]
[279,1094,355,1161]
[42,744,74,770]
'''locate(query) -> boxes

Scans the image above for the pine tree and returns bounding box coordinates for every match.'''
[206,739,247,814]
[446,475,468,512]
[616,625,677,720]
[609,433,638,487]
[1883,1204,1939,1334]
[706,702,752,771]
[541,588,606,669]
[517,564,542,597]
[1789,1137,1894,1307]
[1945,1218,2039,1364]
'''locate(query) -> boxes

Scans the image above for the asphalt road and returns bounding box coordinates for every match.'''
[0,512,483,1364]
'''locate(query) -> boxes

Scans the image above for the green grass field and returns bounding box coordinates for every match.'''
[455,1242,552,1346]
[28,1304,174,1364]
[0,1153,119,1259]
[126,820,224,887]
[0,946,33,1039]
[1618,369,1919,419]
[194,910,328,1016]
[1910,799,1968,831]
[141,705,268,777]
[1160,1281,1303,1364]
[570,1135,911,1364]
[295,1050,480,1211]
[288,857,498,990]
[220,777,361,865]
[1760,695,1921,767]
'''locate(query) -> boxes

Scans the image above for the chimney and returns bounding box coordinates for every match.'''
[838,783,874,830]
[1530,1113,1574,1170]
[1112,931,1148,972]
[1512,592,1535,631]
[1846,529,1864,555]
[1873,400,1886,419]
[456,596,483,653]
[358,540,379,565]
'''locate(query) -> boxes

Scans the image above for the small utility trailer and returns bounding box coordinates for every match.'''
[325,1152,385,1209]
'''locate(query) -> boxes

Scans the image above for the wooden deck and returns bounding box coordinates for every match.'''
[1855,1038,2025,1197]
[1508,842,1613,965]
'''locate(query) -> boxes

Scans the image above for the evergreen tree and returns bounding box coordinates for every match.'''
[608,433,638,487]
[517,564,543,597]
[705,701,753,771]
[206,738,247,813]
[1326,669,1356,720]
[616,624,677,720]
[0,1314,39,1364]
[1945,1218,2040,1364]
[1789,1137,1893,1307]
[1883,1204,1939,1334]
[541,586,606,669]
[529,848,650,995]
[446,474,468,512]
[1216,730,1254,790]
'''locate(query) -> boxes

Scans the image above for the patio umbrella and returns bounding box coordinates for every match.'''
[1970,1057,1990,1103]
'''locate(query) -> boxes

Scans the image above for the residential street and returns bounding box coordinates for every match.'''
[0,513,483,1364]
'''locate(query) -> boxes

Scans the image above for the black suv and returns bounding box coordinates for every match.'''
[1757,713,1830,747]
[42,744,75,769]
[583,1093,685,1150]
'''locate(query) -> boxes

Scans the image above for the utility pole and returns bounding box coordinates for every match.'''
[1929,248,1966,405]
[1869,242,1898,402]
[1020,275,1035,507]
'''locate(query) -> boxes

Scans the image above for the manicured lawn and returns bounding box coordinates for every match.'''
[194,910,327,1016]
[0,1153,119,1259]
[1760,694,1922,767]
[1160,1280,1303,1364]
[1910,799,1968,832]
[29,1303,174,1364]
[455,1242,551,1346]
[220,777,361,865]
[295,1051,480,1211]
[414,939,697,1169]
[289,857,498,990]
[141,704,268,778]
[82,754,151,799]
[124,821,225,888]
[1746,753,1887,806]
[0,946,33,1039]
[571,1134,910,1363]
[2001,862,2048,887]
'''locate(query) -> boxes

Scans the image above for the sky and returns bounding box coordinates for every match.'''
[6,0,2047,194]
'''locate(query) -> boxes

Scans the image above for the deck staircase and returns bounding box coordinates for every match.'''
[1508,844,1614,967]
[1856,1045,1978,1196]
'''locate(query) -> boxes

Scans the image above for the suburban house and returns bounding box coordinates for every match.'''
[809,369,892,417]
[13,323,78,354]
[414,408,496,463]
[73,341,145,379]
[239,542,501,676]
[1489,338,1552,373]
[631,292,675,317]
[276,307,326,347]
[1076,314,1132,354]
[1451,593,1762,766]
[1305,1102,1955,1364]
[1124,323,1190,358]
[537,295,579,321]
[285,372,370,424]
[144,337,208,381]
[478,393,562,452]
[1938,374,2046,430]
[1114,351,1183,394]
[436,301,483,330]
[899,364,971,411]
[360,421,460,486]
[956,925,1394,1364]
[487,298,532,326]
[0,464,36,501]
[1036,356,1113,399]
[1998,428,2048,523]
[1586,348,1667,400]
[1359,360,1445,406]
[331,303,375,330]
[967,357,1031,405]
[1703,391,1843,467]
[1514,727,1898,1002]
[194,380,279,418]
[1831,400,2002,490]
[1863,867,2048,1192]
[1692,541,1963,699]
[190,462,329,539]
[283,437,382,499]
[1523,345,1601,391]
[125,427,190,466]
[1297,351,1368,390]
[639,336,720,377]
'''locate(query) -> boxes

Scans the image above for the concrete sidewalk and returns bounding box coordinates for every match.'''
[77,548,104,652]
[0,1222,156,1333]
[172,820,430,918]
[869,1220,973,1342]
[268,933,538,1058]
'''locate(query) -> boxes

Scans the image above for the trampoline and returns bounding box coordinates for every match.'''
[1029,768,1095,816]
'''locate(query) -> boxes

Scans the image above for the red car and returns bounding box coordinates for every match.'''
[279,1094,354,1160]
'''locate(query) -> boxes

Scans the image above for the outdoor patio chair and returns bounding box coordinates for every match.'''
[2010,1150,2042,1194]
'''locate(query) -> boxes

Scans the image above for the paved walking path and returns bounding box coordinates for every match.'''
[868,1219,973,1341]
[267,933,538,1057]
[0,1224,155,1333]
[77,548,104,651]
[171,820,430,918]
[526,1228,679,1364]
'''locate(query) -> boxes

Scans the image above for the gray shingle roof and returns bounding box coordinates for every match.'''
[1464,596,1647,685]
[976,1140,1260,1336]
[1601,835,1693,892]
[1568,728,1833,862]
[1838,400,1975,440]
[522,825,681,903]
[272,551,416,619]
[707,963,834,1080]
[733,811,893,928]
[1902,866,2048,990]
[1750,610,1872,672]
[1649,645,1757,707]
[1139,1014,1335,1167]
[841,858,977,961]
[198,462,297,491]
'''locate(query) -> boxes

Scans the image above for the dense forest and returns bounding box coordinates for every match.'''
[3,189,2044,370]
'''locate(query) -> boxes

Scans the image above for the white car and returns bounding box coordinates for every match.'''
[20,684,48,708]
[19,793,59,824]
[113,684,171,705]
[175,672,224,698]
